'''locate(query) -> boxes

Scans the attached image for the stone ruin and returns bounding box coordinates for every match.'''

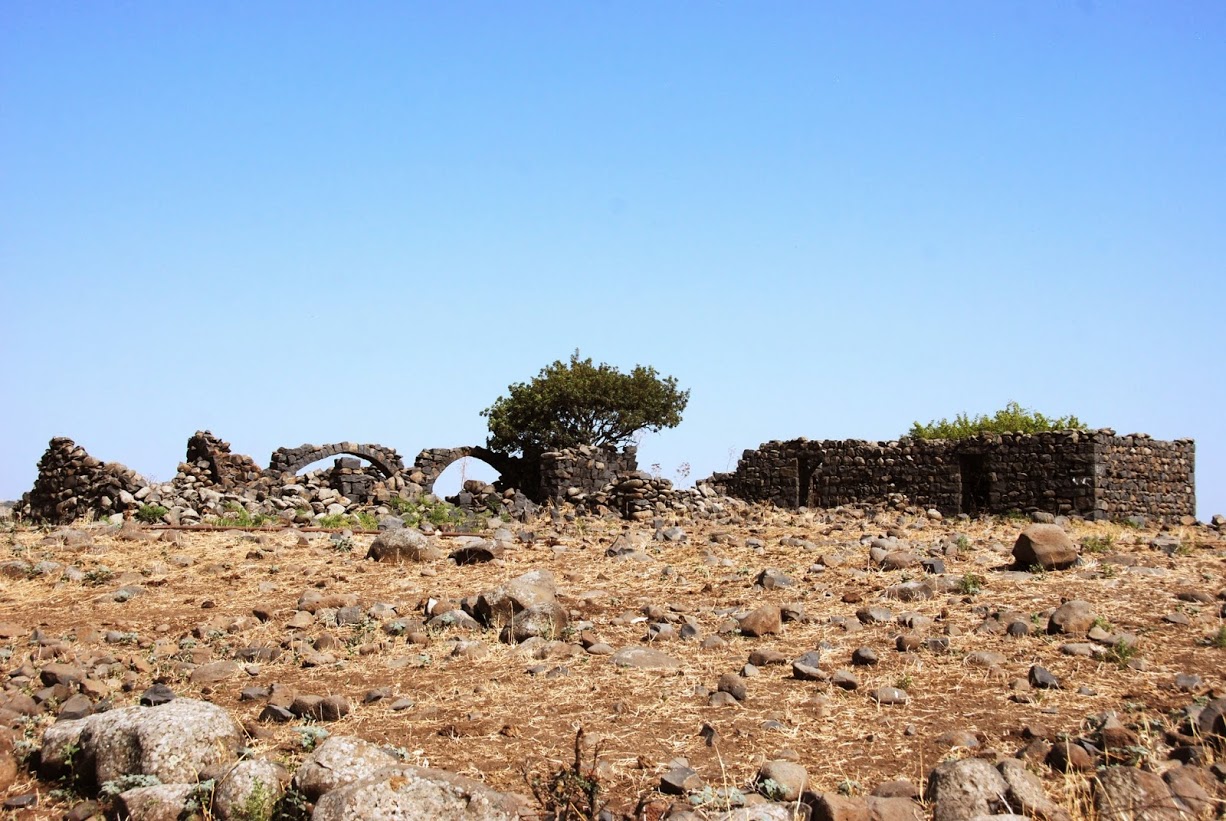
[15,431,729,526]
[709,429,1196,523]
[13,426,1198,526]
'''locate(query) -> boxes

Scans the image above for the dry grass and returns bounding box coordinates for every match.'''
[0,508,1223,818]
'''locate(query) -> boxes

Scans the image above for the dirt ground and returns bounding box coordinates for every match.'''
[1,505,1224,818]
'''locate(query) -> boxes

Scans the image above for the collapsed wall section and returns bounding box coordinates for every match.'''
[538,445,639,502]
[20,438,146,522]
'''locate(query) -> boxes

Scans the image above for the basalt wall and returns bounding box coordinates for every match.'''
[709,429,1194,522]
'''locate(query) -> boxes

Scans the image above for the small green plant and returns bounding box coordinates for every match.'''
[100,773,163,800]
[1082,534,1115,554]
[316,513,355,530]
[209,503,279,528]
[387,496,481,530]
[135,504,168,524]
[293,726,330,752]
[1107,639,1139,666]
[895,673,914,691]
[957,573,985,595]
[758,777,788,802]
[954,534,970,551]
[1091,616,1114,632]
[234,778,275,821]
[1028,563,1047,577]
[330,536,354,553]
[525,728,604,820]
[271,787,310,821]
[1209,625,1226,650]
[354,511,379,531]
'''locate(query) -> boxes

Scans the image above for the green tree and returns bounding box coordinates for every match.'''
[482,353,689,456]
[907,401,1086,440]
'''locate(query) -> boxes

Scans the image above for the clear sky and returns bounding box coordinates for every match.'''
[2,2,1223,518]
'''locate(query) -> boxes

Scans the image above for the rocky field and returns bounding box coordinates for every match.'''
[0,504,1224,819]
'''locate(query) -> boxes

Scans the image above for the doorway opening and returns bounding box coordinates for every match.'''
[959,454,990,516]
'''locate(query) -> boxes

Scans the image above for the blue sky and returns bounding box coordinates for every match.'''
[2,2,1223,517]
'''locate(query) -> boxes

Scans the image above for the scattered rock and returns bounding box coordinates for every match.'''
[1013,524,1078,570]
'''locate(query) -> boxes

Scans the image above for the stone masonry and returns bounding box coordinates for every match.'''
[708,429,1194,522]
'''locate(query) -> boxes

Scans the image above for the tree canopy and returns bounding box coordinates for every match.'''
[482,353,689,456]
[906,401,1086,440]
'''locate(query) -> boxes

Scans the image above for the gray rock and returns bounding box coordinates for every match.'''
[1013,525,1077,570]
[292,735,398,800]
[113,783,197,821]
[997,758,1070,821]
[366,528,440,563]
[738,605,781,637]
[871,687,909,706]
[791,650,824,681]
[927,757,1009,821]
[610,647,682,670]
[1094,766,1183,820]
[756,759,808,801]
[1028,665,1060,689]
[1048,600,1096,634]
[40,698,241,786]
[507,602,569,643]
[212,759,285,821]
[312,764,522,821]
[717,673,747,702]
[475,569,558,626]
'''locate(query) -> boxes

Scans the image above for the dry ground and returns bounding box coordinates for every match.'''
[1,505,1224,818]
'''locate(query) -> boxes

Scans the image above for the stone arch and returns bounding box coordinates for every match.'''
[269,442,404,478]
[413,446,520,492]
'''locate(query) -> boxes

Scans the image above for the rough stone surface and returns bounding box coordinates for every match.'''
[1047,600,1096,635]
[1094,766,1184,820]
[1013,524,1078,570]
[291,735,398,801]
[40,698,241,786]
[211,759,285,821]
[706,430,1194,522]
[312,764,522,821]
[926,757,1009,821]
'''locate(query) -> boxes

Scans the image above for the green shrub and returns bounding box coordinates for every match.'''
[135,504,168,524]
[1083,534,1115,553]
[907,401,1086,441]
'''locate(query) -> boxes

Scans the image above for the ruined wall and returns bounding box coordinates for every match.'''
[1098,434,1195,521]
[20,438,146,522]
[181,431,267,490]
[539,445,639,502]
[711,430,1193,521]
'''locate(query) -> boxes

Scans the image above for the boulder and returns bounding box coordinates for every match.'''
[1047,600,1096,635]
[926,757,1009,821]
[1013,525,1077,570]
[507,601,569,643]
[211,759,285,821]
[1094,766,1184,820]
[474,570,558,626]
[366,528,441,563]
[292,735,398,801]
[312,765,523,821]
[738,605,782,637]
[40,698,241,786]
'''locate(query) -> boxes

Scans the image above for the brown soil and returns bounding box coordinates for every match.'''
[1,508,1224,818]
